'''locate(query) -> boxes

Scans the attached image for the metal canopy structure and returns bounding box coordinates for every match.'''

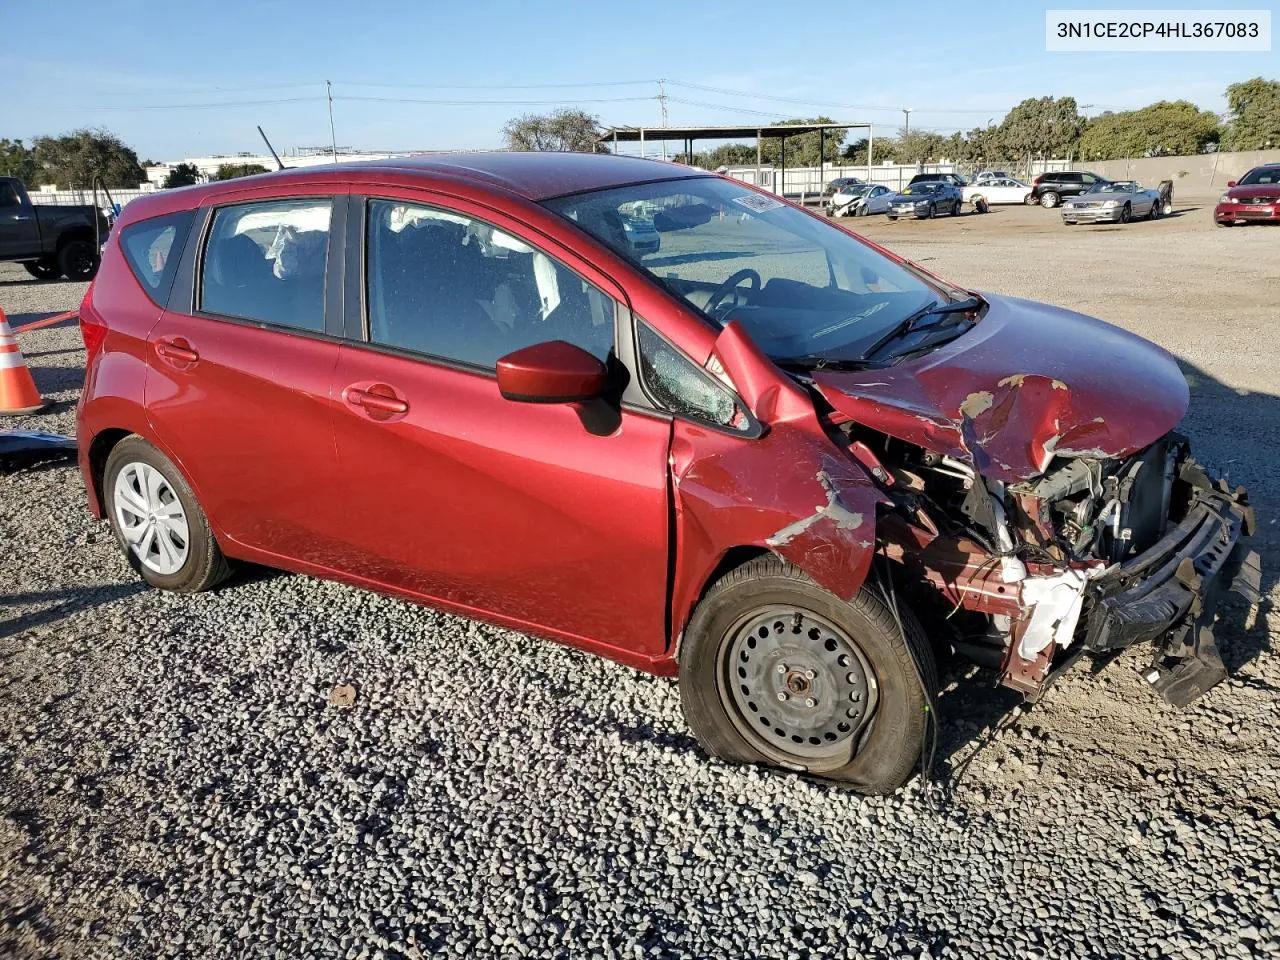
[598,121,874,196]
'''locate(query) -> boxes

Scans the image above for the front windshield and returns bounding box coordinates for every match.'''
[1239,167,1280,185]
[902,183,941,194]
[839,185,872,197]
[1090,182,1134,193]
[542,176,946,364]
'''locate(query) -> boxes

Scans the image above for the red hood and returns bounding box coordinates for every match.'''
[1224,184,1280,200]
[812,294,1189,482]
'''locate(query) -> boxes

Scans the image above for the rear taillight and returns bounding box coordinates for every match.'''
[1033,174,1045,185]
[79,291,108,358]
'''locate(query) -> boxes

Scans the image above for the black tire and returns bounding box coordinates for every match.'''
[1040,191,1060,208]
[23,259,62,281]
[926,203,936,219]
[103,436,232,593]
[1025,193,1039,205]
[57,239,100,282]
[678,556,936,794]
[1119,203,1132,224]
[887,216,898,221]
[1218,219,1233,227]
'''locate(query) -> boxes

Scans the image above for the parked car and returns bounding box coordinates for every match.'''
[1027,171,1109,208]
[908,172,967,189]
[0,176,113,280]
[961,177,1032,205]
[822,176,864,199]
[77,153,1257,793]
[1214,163,1280,226]
[620,213,661,254]
[972,170,1011,184]
[1061,180,1162,224]
[887,180,963,219]
[829,183,894,217]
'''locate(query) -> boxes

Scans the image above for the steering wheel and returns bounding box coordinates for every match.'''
[705,268,761,320]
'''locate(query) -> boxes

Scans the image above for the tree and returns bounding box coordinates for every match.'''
[894,128,947,164]
[1222,77,1280,150]
[1079,101,1221,159]
[212,163,270,181]
[759,118,846,166]
[841,137,897,166]
[0,138,36,182]
[162,162,201,188]
[502,108,604,152]
[30,128,146,189]
[997,97,1082,160]
[676,142,759,169]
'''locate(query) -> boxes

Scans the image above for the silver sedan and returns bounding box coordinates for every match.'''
[1062,181,1162,224]
[829,183,894,217]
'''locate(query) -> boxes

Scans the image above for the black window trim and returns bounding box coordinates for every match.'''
[190,193,345,342]
[346,193,624,380]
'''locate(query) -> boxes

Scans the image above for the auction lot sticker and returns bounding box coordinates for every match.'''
[732,194,785,214]
[1046,9,1271,50]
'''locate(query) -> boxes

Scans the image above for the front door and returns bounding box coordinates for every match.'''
[0,181,40,259]
[329,194,672,658]
[145,193,347,566]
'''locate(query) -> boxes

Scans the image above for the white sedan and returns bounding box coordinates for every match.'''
[829,183,895,217]
[962,177,1032,205]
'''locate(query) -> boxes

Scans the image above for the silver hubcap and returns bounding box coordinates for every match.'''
[113,462,190,575]
[721,606,878,762]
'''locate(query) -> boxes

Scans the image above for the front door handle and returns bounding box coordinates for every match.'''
[343,383,409,416]
[155,337,199,364]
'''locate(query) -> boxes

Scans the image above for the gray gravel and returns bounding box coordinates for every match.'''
[2,205,1279,960]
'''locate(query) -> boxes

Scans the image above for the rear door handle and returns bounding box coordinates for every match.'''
[155,337,199,364]
[344,384,409,416]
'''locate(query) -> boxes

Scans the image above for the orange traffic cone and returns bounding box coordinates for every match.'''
[0,307,47,416]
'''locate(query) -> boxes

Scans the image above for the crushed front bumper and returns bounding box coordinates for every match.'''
[1081,464,1260,705]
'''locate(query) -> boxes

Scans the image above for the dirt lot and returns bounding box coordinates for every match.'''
[1,201,1277,960]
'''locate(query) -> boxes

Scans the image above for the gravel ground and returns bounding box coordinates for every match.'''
[2,200,1278,960]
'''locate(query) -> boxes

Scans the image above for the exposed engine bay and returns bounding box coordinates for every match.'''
[833,421,1260,705]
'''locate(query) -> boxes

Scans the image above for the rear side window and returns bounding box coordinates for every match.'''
[200,198,331,332]
[120,211,194,303]
[0,182,21,208]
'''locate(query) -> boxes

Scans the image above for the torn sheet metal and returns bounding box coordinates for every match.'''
[811,293,1189,482]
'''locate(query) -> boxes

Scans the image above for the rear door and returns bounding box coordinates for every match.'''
[329,191,672,658]
[145,187,348,566]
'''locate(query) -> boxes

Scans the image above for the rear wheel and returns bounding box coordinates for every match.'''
[1040,191,1060,208]
[679,556,936,794]
[23,259,61,281]
[57,239,100,282]
[104,436,232,593]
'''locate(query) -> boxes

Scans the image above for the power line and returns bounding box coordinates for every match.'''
[78,96,324,111]
[664,79,1013,116]
[333,79,657,90]
[338,95,658,106]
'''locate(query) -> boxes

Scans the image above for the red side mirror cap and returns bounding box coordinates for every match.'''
[496,340,607,404]
[1226,181,1237,188]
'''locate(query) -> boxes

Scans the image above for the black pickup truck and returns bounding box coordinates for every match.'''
[0,176,112,281]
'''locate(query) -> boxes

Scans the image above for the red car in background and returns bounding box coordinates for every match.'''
[75,154,1257,793]
[1215,163,1280,225]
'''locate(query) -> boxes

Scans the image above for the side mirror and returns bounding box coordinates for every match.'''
[1226,180,1237,188]
[496,340,607,404]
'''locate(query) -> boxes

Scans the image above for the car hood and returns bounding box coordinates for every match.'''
[811,293,1189,482]
[1225,184,1280,200]
[892,193,934,202]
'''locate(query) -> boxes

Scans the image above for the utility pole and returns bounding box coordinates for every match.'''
[1080,103,1095,120]
[903,107,913,137]
[658,79,668,161]
[327,81,338,162]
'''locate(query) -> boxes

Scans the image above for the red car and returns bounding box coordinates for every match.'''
[76,154,1258,793]
[1215,163,1280,225]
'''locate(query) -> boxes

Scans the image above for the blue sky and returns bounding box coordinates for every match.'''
[3,0,1274,161]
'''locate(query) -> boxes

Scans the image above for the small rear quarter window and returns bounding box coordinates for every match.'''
[120,211,195,303]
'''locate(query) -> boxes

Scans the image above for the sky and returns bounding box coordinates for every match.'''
[3,0,1275,162]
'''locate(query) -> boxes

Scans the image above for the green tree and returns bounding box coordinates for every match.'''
[162,162,201,188]
[0,138,36,182]
[759,118,846,166]
[212,163,270,181]
[1079,100,1221,159]
[502,108,604,152]
[30,128,146,189]
[1221,77,1280,150]
[894,129,947,164]
[841,137,897,165]
[997,97,1081,160]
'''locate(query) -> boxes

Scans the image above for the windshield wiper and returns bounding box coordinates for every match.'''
[855,295,982,361]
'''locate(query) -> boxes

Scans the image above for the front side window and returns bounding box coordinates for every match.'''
[364,199,615,370]
[544,177,953,368]
[636,322,747,431]
[0,182,21,208]
[120,211,194,302]
[200,198,331,332]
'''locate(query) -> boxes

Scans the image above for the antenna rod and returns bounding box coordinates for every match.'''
[258,125,285,170]
[327,81,339,162]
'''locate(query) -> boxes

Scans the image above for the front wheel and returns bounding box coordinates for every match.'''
[58,239,100,282]
[679,556,937,794]
[1119,203,1132,224]
[104,436,232,593]
[926,203,936,219]
[1218,219,1233,227]
[887,215,898,221]
[23,258,62,281]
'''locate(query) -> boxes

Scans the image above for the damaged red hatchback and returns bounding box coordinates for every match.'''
[77,154,1259,793]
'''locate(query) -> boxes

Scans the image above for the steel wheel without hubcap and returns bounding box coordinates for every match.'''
[112,461,190,575]
[719,605,878,763]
